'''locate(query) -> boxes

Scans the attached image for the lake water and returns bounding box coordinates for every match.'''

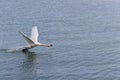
[0,0,120,80]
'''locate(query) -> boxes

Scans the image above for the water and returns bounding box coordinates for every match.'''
[0,0,120,80]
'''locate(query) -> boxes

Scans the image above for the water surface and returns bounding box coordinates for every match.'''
[0,0,120,80]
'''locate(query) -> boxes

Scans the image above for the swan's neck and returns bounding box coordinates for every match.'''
[37,43,53,47]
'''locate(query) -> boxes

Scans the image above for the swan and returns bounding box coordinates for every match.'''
[19,26,53,52]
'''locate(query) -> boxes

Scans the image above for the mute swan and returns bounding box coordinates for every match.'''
[19,26,53,52]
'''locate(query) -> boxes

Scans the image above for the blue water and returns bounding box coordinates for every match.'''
[0,0,120,80]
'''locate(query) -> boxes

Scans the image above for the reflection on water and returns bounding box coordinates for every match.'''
[23,51,36,62]
[22,51,38,76]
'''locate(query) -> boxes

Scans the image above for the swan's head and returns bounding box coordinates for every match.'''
[43,44,53,47]
[48,44,53,47]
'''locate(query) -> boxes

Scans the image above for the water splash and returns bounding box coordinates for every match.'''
[0,47,23,53]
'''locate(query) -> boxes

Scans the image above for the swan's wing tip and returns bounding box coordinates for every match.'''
[19,31,26,37]
[33,26,37,28]
[19,31,23,35]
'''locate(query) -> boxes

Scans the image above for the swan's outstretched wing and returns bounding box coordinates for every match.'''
[19,31,34,45]
[31,26,39,43]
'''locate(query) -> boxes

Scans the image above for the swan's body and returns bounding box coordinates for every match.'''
[19,26,52,52]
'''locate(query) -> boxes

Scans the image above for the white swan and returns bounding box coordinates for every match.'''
[19,26,53,52]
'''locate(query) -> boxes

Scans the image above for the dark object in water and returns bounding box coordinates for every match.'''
[22,48,28,52]
[50,44,53,47]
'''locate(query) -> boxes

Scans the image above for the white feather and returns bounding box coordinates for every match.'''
[19,31,34,45]
[31,26,39,43]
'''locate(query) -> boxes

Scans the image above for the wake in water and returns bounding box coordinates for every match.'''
[6,48,22,53]
[0,46,29,53]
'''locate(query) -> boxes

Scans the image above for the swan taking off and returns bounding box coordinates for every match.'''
[19,26,53,52]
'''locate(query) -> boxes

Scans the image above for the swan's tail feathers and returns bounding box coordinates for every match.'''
[31,26,39,43]
[19,31,35,45]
